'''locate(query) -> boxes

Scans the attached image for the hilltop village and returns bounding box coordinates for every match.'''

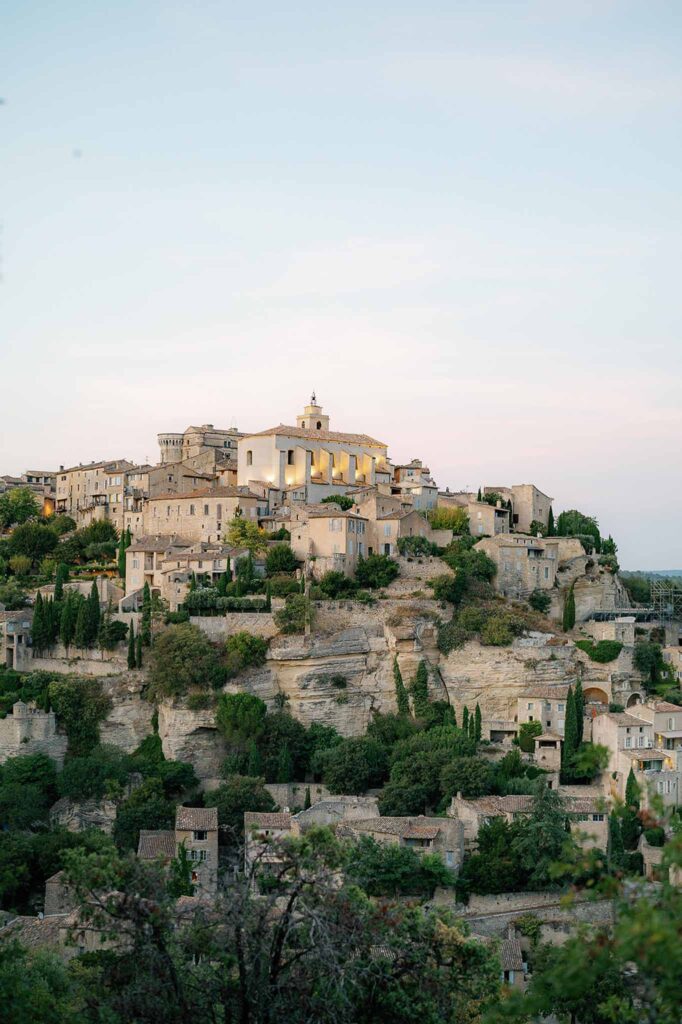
[0,396,681,1019]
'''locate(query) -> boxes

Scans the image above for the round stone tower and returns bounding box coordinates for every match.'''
[158,433,184,464]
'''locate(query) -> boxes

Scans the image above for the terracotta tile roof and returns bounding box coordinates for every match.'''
[243,424,387,448]
[0,913,72,950]
[127,535,189,553]
[519,686,572,700]
[176,806,218,831]
[138,830,176,860]
[305,505,368,520]
[148,486,261,502]
[622,748,670,761]
[402,825,440,840]
[653,701,682,713]
[607,713,650,727]
[343,817,441,839]
[500,937,524,972]
[60,458,133,474]
[244,812,292,829]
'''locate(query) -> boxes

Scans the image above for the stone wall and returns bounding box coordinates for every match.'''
[191,613,278,641]
[265,782,331,809]
[0,705,68,767]
[30,646,127,677]
[431,888,614,940]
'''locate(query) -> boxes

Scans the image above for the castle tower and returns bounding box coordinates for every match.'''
[158,433,184,465]
[296,392,330,432]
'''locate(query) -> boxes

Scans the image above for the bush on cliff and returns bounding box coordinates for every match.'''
[148,623,225,698]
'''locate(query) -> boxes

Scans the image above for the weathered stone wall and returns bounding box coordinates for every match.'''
[30,647,127,677]
[0,706,68,767]
[191,613,279,641]
[264,782,332,809]
[431,888,614,940]
[49,796,118,834]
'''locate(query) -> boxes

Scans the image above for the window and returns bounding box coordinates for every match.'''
[384,524,391,536]
[558,703,565,712]
[527,703,534,710]
[625,737,632,748]
[358,542,364,556]
[204,504,209,516]
[348,540,354,555]
[132,558,139,569]
[189,504,195,515]
[445,850,455,866]
[287,449,295,465]
[316,421,322,429]
[544,567,550,579]
[246,450,253,466]
[216,504,222,520]
[194,830,207,841]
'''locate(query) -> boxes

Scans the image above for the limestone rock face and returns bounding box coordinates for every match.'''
[99,674,155,753]
[573,571,631,622]
[440,633,579,722]
[158,702,228,785]
[50,796,118,834]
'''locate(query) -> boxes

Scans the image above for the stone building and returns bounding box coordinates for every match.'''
[483,484,553,534]
[137,805,219,896]
[635,700,682,753]
[158,424,242,465]
[143,487,263,544]
[0,469,56,515]
[391,459,439,511]
[0,700,67,767]
[592,711,681,809]
[288,503,369,576]
[0,610,33,670]
[238,397,391,504]
[350,489,452,556]
[517,686,572,736]
[476,534,584,600]
[55,458,135,529]
[338,815,464,870]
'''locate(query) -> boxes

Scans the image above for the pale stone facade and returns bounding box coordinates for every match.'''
[483,484,553,534]
[0,700,67,767]
[158,424,242,465]
[55,459,135,529]
[288,504,369,576]
[476,533,584,600]
[592,711,681,809]
[238,398,390,503]
[391,459,439,510]
[144,487,263,543]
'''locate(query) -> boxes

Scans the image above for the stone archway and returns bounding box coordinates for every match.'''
[626,692,644,708]
[583,686,609,707]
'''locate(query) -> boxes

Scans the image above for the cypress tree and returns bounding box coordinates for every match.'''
[140,583,152,645]
[443,705,456,727]
[264,581,272,612]
[60,591,78,649]
[562,585,576,632]
[547,507,555,537]
[468,715,476,741]
[410,660,430,719]
[625,767,640,810]
[31,592,46,652]
[477,487,482,502]
[234,575,243,598]
[135,632,143,669]
[608,812,624,869]
[300,573,305,594]
[574,677,584,746]
[621,804,641,851]
[462,705,469,735]
[474,703,482,742]
[74,599,88,650]
[247,741,263,777]
[125,526,132,548]
[44,596,55,647]
[393,657,410,716]
[562,686,578,781]
[86,581,101,645]
[276,742,294,784]
[54,563,69,602]
[304,785,311,810]
[117,532,127,579]
[127,621,136,670]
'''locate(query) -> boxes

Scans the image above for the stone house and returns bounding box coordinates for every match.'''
[124,535,189,600]
[468,500,511,538]
[351,490,451,555]
[476,534,584,600]
[0,700,67,767]
[483,484,553,534]
[143,487,264,544]
[158,424,242,466]
[634,700,682,753]
[138,805,219,896]
[0,609,33,670]
[238,397,391,504]
[337,816,464,871]
[580,616,636,646]
[450,791,608,851]
[55,459,135,530]
[243,811,294,877]
[391,459,439,510]
[592,711,681,809]
[288,504,370,577]
[517,686,572,737]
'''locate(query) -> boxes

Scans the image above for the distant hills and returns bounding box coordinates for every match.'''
[621,570,682,577]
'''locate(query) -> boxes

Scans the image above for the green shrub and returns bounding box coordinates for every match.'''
[397,535,438,556]
[268,574,301,597]
[148,623,225,698]
[480,615,514,646]
[318,571,358,599]
[225,632,268,669]
[186,693,215,711]
[644,826,665,847]
[575,639,623,663]
[355,554,399,589]
[265,544,298,575]
[48,678,112,757]
[165,609,190,624]
[320,494,355,511]
[528,589,551,614]
[517,720,542,753]
[431,573,467,605]
[274,594,312,634]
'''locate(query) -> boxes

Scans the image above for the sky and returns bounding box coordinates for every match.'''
[1,1,681,569]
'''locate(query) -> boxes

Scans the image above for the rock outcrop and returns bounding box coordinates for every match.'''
[99,674,155,753]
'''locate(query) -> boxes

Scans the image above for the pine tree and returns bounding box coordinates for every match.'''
[74,600,88,650]
[393,657,410,715]
[117,531,127,579]
[54,563,69,602]
[474,703,482,742]
[410,660,430,719]
[31,592,46,652]
[264,581,272,612]
[561,686,578,781]
[85,581,101,645]
[140,583,152,645]
[304,786,311,810]
[574,677,584,746]
[276,742,294,783]
[135,633,143,669]
[562,585,576,632]
[127,621,136,670]
[547,507,555,536]
[462,705,470,735]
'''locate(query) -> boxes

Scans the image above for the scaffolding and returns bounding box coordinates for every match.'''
[650,579,682,625]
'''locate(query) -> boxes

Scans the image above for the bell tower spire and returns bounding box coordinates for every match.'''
[297,394,330,431]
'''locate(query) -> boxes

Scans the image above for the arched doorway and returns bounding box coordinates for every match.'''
[583,686,609,707]
[626,692,643,708]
